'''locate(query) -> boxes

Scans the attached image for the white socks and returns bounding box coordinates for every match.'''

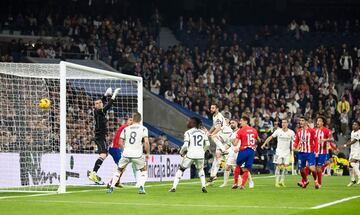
[172,169,184,189]
[199,169,206,187]
[223,170,230,185]
[111,172,121,188]
[275,166,280,184]
[350,162,360,181]
[210,158,220,177]
[280,167,286,183]
[138,171,148,188]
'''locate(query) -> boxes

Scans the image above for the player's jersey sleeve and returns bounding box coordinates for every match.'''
[271,129,279,138]
[181,131,190,155]
[236,129,243,140]
[184,131,190,146]
[203,134,210,151]
[293,130,300,149]
[120,127,127,139]
[142,126,149,138]
[213,113,224,127]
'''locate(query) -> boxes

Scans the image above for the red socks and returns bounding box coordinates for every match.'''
[234,165,240,185]
[241,170,249,187]
[317,169,322,185]
[301,169,308,183]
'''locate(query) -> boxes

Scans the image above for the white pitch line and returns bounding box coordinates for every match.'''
[3,199,308,210]
[0,193,58,200]
[0,175,275,199]
[311,195,360,210]
[0,190,96,200]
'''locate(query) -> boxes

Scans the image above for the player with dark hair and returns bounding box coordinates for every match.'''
[169,117,210,193]
[88,87,121,184]
[108,112,150,194]
[341,121,360,186]
[106,117,134,188]
[293,116,320,189]
[313,116,337,188]
[231,116,259,189]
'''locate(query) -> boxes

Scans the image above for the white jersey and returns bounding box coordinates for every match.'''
[181,128,210,159]
[271,128,295,155]
[350,130,360,155]
[212,112,225,127]
[219,125,233,144]
[120,124,148,158]
[225,129,240,166]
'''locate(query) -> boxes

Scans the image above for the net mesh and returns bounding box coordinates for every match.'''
[0,63,140,192]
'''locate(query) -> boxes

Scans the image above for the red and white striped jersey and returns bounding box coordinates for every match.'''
[315,127,336,154]
[293,127,318,153]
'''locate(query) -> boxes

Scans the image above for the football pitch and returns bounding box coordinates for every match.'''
[1,175,360,215]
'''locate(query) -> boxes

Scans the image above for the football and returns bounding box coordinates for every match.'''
[39,98,51,109]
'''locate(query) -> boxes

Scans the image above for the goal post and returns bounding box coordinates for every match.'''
[0,61,143,193]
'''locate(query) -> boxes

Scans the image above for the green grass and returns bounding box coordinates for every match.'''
[1,175,360,215]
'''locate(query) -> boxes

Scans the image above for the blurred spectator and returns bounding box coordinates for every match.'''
[339,52,353,82]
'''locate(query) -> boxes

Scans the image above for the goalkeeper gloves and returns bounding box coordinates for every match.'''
[112,88,121,100]
[105,87,113,96]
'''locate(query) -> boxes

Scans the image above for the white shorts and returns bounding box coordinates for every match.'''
[181,156,204,170]
[118,156,146,170]
[226,150,238,166]
[273,153,290,165]
[349,152,360,161]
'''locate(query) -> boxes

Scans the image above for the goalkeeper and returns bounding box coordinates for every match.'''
[88,87,121,184]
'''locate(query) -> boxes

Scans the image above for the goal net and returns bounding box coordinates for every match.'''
[0,62,142,193]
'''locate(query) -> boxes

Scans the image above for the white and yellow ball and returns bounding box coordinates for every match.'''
[39,98,51,109]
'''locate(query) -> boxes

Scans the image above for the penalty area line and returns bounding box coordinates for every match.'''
[311,195,360,209]
[0,189,98,200]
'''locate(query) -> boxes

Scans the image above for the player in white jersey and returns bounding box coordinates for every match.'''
[207,104,233,184]
[341,121,360,186]
[261,119,295,187]
[219,119,239,187]
[107,112,150,194]
[169,117,210,193]
[218,119,255,188]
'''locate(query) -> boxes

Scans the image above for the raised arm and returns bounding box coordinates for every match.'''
[102,88,121,113]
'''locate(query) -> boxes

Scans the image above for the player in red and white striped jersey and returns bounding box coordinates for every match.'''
[314,116,337,187]
[293,116,320,189]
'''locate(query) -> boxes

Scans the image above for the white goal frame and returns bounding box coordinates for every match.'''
[58,61,143,193]
[0,61,143,194]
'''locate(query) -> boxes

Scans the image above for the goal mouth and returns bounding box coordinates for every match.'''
[0,62,143,193]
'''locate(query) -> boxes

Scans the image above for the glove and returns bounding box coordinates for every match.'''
[104,87,112,96]
[111,88,121,100]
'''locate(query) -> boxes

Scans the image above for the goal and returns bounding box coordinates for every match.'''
[0,62,143,193]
